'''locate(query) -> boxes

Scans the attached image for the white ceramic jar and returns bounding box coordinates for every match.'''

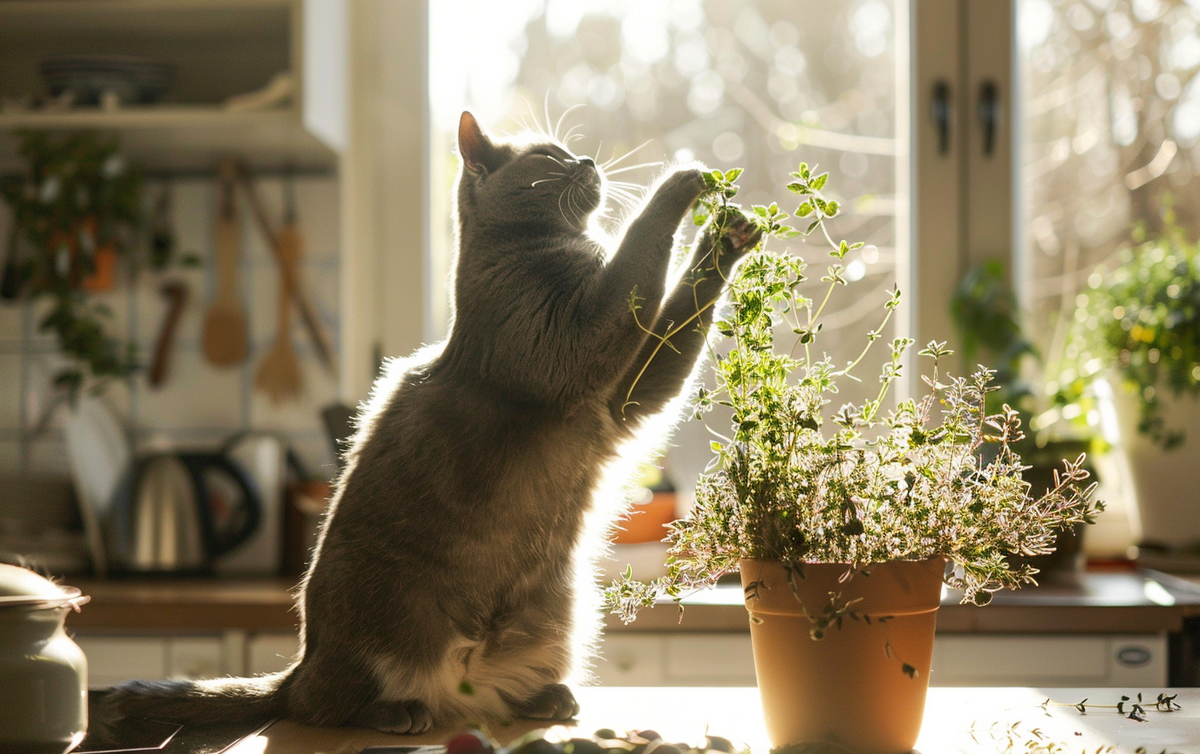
[0,564,89,754]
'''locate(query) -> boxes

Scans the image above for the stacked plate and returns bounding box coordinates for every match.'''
[41,54,175,105]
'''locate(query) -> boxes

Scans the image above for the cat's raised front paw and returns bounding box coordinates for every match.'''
[716,207,764,257]
[658,166,708,203]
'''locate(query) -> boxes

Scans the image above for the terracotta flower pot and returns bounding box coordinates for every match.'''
[740,557,945,754]
[38,217,117,292]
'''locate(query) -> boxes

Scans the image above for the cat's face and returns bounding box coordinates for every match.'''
[457,111,603,232]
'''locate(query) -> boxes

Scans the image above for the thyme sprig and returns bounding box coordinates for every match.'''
[1041,692,1181,723]
[606,166,1102,624]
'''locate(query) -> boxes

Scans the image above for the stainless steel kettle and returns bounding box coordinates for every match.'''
[108,452,260,574]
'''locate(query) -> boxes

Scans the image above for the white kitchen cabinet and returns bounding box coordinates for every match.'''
[246,632,300,675]
[593,632,1169,688]
[595,634,756,687]
[593,635,667,687]
[75,634,232,686]
[75,631,294,685]
[0,0,347,172]
[166,636,226,681]
[930,634,1168,687]
[76,636,169,687]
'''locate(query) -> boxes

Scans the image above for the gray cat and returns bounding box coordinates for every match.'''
[102,112,760,734]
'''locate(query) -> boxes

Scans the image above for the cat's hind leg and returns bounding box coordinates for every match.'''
[285,652,382,728]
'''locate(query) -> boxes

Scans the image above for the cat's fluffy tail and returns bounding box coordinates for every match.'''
[97,669,293,730]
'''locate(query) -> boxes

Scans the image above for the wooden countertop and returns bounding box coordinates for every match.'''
[66,577,299,631]
[228,686,1200,753]
[63,570,1200,635]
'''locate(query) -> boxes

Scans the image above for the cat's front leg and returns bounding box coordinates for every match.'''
[506,682,580,721]
[580,166,708,379]
[611,206,762,425]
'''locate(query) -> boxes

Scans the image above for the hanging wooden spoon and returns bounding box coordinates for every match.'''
[254,174,304,404]
[201,159,249,367]
[149,281,189,388]
[236,161,336,376]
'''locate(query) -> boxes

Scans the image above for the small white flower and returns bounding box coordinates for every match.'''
[102,154,125,178]
[40,175,60,203]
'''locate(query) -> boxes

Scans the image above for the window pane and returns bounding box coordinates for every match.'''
[430,0,909,492]
[1018,0,1200,395]
[1017,0,1200,550]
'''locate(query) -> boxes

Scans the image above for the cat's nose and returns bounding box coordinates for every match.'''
[579,157,595,168]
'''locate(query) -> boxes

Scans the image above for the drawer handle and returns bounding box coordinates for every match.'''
[1116,645,1152,668]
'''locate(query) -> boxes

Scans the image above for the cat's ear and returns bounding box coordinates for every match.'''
[458,111,495,175]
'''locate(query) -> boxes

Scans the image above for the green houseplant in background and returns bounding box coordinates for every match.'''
[1070,202,1200,550]
[951,260,1096,575]
[0,131,144,396]
[608,167,1100,754]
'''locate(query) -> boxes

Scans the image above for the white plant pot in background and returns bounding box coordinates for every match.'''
[1110,379,1200,548]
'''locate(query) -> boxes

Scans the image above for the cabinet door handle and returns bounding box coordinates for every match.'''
[979,80,1000,157]
[931,80,951,155]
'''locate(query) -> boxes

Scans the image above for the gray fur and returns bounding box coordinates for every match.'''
[100,112,759,733]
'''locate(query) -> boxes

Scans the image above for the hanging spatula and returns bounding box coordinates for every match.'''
[201,159,249,367]
[254,172,304,404]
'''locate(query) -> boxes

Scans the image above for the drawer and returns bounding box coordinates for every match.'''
[593,634,665,686]
[664,634,756,686]
[594,633,757,687]
[931,634,1167,687]
[77,636,168,686]
[247,632,300,675]
[167,636,224,680]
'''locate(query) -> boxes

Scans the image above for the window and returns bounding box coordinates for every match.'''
[419,0,1192,548]
[428,0,909,497]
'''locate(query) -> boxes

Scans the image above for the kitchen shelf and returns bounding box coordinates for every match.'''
[0,0,346,173]
[0,106,337,173]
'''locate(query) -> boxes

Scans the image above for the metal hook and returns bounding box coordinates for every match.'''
[979,80,1001,157]
[931,80,951,156]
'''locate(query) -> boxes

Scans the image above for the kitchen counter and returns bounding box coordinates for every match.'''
[64,569,1200,635]
[222,686,1200,753]
[67,577,298,631]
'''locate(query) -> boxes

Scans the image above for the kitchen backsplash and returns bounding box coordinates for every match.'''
[0,173,342,481]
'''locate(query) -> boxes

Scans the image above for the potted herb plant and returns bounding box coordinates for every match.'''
[1074,206,1200,549]
[0,131,143,396]
[607,167,1100,754]
[951,261,1095,575]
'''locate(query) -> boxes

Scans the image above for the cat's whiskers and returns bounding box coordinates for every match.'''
[563,124,586,146]
[604,161,665,177]
[605,179,645,192]
[542,93,554,140]
[606,190,642,206]
[531,177,564,188]
[553,103,585,143]
[604,187,640,214]
[600,140,654,171]
[557,182,571,226]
